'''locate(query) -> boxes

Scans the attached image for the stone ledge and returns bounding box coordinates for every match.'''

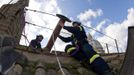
[15,45,70,57]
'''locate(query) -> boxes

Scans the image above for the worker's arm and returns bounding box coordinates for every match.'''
[58,35,73,42]
[59,21,82,34]
[63,26,81,34]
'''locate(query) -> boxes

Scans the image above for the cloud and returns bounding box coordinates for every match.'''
[97,8,134,53]
[90,20,107,36]
[2,0,134,53]
[77,9,103,22]
[20,0,65,51]
[87,0,93,3]
[17,0,73,52]
[76,8,104,36]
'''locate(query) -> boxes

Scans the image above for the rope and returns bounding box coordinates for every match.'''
[98,41,117,48]
[21,29,31,53]
[25,21,71,35]
[52,34,65,75]
[82,24,115,40]
[21,9,30,45]
[25,8,56,17]
[23,22,65,75]
[22,28,30,45]
[25,21,122,53]
[0,0,121,54]
[26,21,114,41]
[25,8,115,40]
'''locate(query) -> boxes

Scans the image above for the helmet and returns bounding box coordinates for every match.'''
[36,35,44,39]
[72,21,81,26]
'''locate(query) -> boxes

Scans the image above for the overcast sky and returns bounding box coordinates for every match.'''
[0,0,134,53]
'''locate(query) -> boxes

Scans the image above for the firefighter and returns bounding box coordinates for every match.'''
[59,21,114,75]
[29,35,43,53]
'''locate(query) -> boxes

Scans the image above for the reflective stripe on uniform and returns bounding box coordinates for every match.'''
[89,54,100,64]
[79,26,82,31]
[67,47,76,53]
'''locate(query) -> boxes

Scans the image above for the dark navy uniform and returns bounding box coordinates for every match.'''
[30,39,41,49]
[59,24,114,75]
[29,35,43,52]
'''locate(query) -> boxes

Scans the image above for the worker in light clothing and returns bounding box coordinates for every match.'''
[59,21,114,75]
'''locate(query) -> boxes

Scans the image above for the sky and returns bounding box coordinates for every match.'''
[0,0,134,53]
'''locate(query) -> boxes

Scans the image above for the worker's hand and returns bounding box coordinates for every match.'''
[59,21,64,27]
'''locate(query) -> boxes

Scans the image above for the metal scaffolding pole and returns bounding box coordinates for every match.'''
[106,43,109,54]
[114,39,119,56]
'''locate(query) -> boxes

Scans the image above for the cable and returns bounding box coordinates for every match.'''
[24,8,122,54]
[26,21,123,53]
[21,28,31,53]
[0,1,121,54]
[98,41,117,48]
[22,31,30,46]
[25,21,71,35]
[25,8,56,17]
[52,33,65,75]
[82,25,115,40]
[26,21,54,30]
[25,8,115,40]
[26,21,122,53]
[6,0,13,4]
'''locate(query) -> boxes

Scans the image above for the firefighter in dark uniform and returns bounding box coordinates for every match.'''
[29,35,43,52]
[58,21,114,75]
